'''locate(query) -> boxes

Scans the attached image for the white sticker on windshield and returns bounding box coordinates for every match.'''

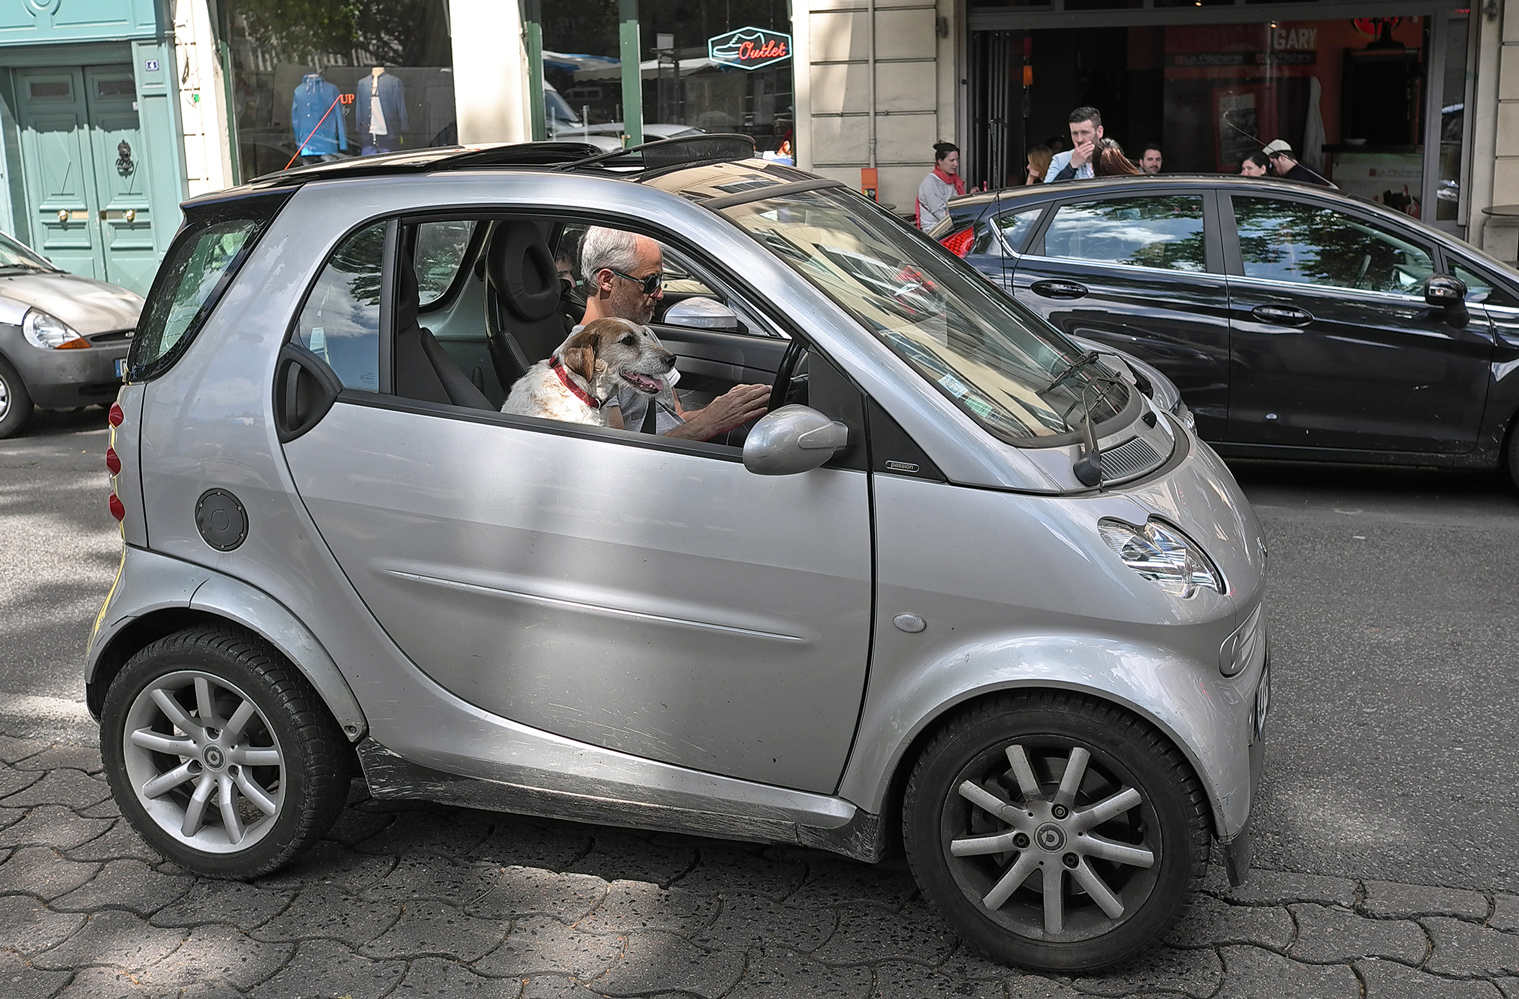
[939,373,970,398]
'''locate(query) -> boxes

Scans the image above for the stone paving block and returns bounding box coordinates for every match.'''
[63,820,163,864]
[1166,893,1294,950]
[0,894,86,954]
[150,879,292,930]
[1496,977,1519,998]
[351,807,493,859]
[1210,945,1361,999]
[1357,956,1503,999]
[31,909,184,971]
[15,746,103,774]
[250,882,401,949]
[324,801,395,845]
[1219,868,1357,907]
[724,950,873,999]
[245,938,406,999]
[572,879,719,936]
[139,923,292,992]
[472,915,625,979]
[0,765,44,799]
[465,865,609,923]
[937,943,1027,981]
[0,736,46,765]
[75,799,123,819]
[466,816,595,874]
[179,985,243,999]
[360,852,503,906]
[52,964,179,999]
[0,846,99,900]
[0,807,112,850]
[0,771,111,811]
[872,960,1007,998]
[1494,896,1519,932]
[564,830,699,888]
[252,838,396,892]
[0,947,72,999]
[1006,975,1090,999]
[1423,915,1519,976]
[784,854,918,910]
[360,899,507,961]
[1363,880,1489,920]
[669,842,808,901]
[692,894,837,953]
[594,929,745,998]
[53,858,192,916]
[1288,903,1427,964]
[810,899,957,968]
[1068,945,1223,998]
[519,976,606,998]
[398,955,527,997]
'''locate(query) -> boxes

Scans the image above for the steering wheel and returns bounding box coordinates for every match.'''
[768,338,810,413]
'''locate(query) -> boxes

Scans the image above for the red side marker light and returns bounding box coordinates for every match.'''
[108,403,124,427]
[108,494,126,521]
[940,226,975,258]
[105,447,121,475]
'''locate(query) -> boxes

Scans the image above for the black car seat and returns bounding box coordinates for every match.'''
[485,221,573,390]
[393,250,495,410]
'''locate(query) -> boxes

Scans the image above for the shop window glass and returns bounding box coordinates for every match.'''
[294,222,385,392]
[1042,196,1206,272]
[1232,197,1433,294]
[221,0,455,183]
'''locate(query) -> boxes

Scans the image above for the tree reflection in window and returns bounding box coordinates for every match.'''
[1043,196,1206,273]
[294,221,385,391]
[1232,197,1434,295]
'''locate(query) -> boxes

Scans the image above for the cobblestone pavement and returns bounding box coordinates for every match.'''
[1,733,1516,999]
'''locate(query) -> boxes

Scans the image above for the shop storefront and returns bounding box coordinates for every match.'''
[965,1,1476,235]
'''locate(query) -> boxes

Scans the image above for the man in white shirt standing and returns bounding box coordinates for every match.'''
[1044,107,1104,183]
[915,142,965,231]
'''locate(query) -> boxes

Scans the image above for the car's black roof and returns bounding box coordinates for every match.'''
[947,173,1337,212]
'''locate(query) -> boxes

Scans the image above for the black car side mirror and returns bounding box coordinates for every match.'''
[1424,274,1467,308]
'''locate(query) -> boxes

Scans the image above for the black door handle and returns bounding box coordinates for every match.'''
[1250,304,1313,327]
[273,342,343,443]
[1031,279,1089,300]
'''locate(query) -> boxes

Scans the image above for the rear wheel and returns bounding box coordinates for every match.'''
[1506,419,1519,491]
[100,625,350,878]
[0,356,33,439]
[903,692,1209,972]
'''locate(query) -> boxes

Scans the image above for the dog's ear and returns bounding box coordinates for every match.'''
[558,329,597,382]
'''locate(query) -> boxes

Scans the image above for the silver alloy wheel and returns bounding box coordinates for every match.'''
[944,740,1161,941]
[119,669,286,854]
[0,369,9,418]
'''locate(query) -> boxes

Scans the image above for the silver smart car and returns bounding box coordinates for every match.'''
[88,138,1269,973]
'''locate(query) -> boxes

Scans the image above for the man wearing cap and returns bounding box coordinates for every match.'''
[1262,140,1330,186]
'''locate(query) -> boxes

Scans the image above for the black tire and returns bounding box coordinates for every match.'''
[99,625,350,878]
[903,691,1210,972]
[1507,419,1519,492]
[0,355,33,440]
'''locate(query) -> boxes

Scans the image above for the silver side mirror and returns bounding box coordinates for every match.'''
[662,297,740,331]
[743,404,848,475]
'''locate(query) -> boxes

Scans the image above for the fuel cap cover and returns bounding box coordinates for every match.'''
[195,489,248,551]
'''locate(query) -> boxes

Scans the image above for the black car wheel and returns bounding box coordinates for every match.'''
[100,625,350,878]
[0,356,33,439]
[903,691,1209,972]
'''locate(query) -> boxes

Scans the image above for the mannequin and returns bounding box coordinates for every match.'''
[356,66,407,156]
[290,72,346,163]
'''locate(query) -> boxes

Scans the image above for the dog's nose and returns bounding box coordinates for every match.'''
[657,349,676,369]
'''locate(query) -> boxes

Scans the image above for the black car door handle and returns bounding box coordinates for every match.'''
[273,342,343,443]
[1031,279,1089,300]
[1250,304,1313,327]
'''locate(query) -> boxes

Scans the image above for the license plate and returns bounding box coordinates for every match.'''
[115,358,127,378]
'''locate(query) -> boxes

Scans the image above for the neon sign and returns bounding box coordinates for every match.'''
[708,27,792,71]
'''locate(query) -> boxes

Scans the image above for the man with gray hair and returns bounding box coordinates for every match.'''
[578,226,769,440]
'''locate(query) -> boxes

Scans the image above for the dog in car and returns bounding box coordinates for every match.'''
[501,317,677,426]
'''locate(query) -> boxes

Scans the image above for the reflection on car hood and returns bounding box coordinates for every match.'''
[0,271,144,333]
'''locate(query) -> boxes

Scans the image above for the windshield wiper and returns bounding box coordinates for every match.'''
[1044,349,1105,395]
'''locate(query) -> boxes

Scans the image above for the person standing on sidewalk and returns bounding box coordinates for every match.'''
[1044,107,1103,183]
[916,142,965,231]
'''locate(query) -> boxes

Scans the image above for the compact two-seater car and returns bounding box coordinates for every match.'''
[89,138,1270,972]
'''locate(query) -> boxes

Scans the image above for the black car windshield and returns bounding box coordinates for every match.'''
[0,232,53,272]
[718,187,1127,441]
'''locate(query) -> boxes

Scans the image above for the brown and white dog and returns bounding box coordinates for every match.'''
[501,317,677,426]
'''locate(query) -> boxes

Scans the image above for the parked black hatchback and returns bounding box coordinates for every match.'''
[932,176,1519,485]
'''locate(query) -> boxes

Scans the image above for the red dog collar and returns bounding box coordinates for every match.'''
[551,356,599,409]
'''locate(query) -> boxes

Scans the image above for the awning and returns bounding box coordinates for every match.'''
[573,57,719,83]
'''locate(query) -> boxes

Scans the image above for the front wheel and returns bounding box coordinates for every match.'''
[100,625,350,878]
[0,356,33,439]
[903,692,1210,972]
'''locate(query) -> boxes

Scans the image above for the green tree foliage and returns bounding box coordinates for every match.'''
[236,0,447,65]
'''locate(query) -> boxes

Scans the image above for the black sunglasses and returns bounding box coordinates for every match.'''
[608,268,664,295]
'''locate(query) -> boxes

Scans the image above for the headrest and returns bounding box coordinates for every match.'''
[488,222,561,322]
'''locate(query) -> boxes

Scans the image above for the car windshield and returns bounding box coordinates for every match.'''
[0,232,53,272]
[718,187,1127,441]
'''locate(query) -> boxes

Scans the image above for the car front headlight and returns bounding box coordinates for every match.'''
[22,309,85,349]
[1098,518,1223,598]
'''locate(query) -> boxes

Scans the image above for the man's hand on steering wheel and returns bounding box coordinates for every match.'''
[663,383,770,441]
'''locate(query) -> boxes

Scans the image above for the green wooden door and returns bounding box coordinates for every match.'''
[15,63,154,293]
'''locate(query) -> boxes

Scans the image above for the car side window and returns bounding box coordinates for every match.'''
[995,208,1042,254]
[292,222,384,392]
[1041,196,1206,273]
[1452,263,1519,307]
[413,220,477,307]
[1232,196,1434,295]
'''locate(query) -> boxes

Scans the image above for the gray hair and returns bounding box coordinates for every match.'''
[580,226,642,287]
